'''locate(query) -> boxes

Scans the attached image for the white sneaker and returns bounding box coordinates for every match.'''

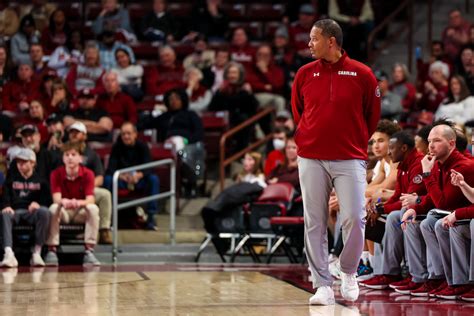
[1,252,18,268]
[30,253,45,267]
[340,272,359,302]
[328,259,341,279]
[309,286,335,305]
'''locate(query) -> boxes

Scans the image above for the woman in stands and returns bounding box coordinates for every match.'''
[208,62,258,151]
[183,67,212,113]
[267,136,299,192]
[418,60,450,113]
[48,30,84,78]
[435,75,474,125]
[113,48,144,102]
[41,8,71,54]
[10,14,38,66]
[47,78,76,116]
[66,44,105,96]
[389,63,417,119]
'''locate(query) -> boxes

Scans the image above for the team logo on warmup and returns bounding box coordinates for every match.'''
[413,174,423,184]
[375,86,381,97]
[338,71,357,76]
[313,72,320,77]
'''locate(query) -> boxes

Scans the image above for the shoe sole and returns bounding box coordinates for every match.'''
[389,284,409,289]
[436,295,457,300]
[309,298,335,305]
[364,284,389,290]
[461,297,474,302]
[410,292,429,297]
[394,288,413,294]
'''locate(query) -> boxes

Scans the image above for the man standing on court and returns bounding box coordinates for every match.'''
[291,19,380,305]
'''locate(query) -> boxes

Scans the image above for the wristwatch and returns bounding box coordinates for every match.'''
[422,172,431,179]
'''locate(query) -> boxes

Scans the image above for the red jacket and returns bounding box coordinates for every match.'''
[264,149,285,176]
[384,149,426,213]
[1,79,41,113]
[145,64,185,96]
[247,63,285,94]
[66,64,105,97]
[414,150,474,215]
[96,91,137,128]
[291,51,381,160]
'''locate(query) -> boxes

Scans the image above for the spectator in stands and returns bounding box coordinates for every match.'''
[190,0,229,42]
[10,14,38,66]
[419,61,450,113]
[140,0,179,43]
[48,30,84,79]
[1,148,51,268]
[415,124,432,155]
[96,71,137,129]
[41,8,70,54]
[264,126,290,175]
[64,89,113,143]
[104,122,160,231]
[45,113,65,151]
[442,9,471,61]
[183,35,215,71]
[0,45,14,93]
[416,41,453,89]
[113,48,144,102]
[273,109,295,134]
[328,0,374,61]
[183,67,212,113]
[203,48,230,93]
[19,0,56,34]
[247,44,286,113]
[2,63,41,117]
[229,28,256,69]
[375,70,402,121]
[46,141,101,266]
[390,63,416,116]
[48,78,76,116]
[67,121,112,245]
[456,45,474,93]
[20,99,49,144]
[37,73,57,115]
[267,136,300,191]
[98,30,135,70]
[30,43,56,81]
[16,124,59,180]
[92,0,134,38]
[0,1,19,39]
[435,75,474,125]
[145,45,185,98]
[208,62,259,151]
[66,44,105,96]
[272,26,297,99]
[289,4,317,65]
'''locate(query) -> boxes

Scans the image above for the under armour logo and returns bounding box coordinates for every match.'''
[313,72,320,77]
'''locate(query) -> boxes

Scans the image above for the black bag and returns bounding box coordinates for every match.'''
[365,217,386,243]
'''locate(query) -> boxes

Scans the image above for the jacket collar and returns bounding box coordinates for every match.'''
[320,50,348,71]
[438,149,465,171]
[399,149,422,171]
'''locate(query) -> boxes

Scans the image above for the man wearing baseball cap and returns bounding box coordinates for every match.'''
[63,88,113,142]
[68,121,113,244]
[1,148,52,267]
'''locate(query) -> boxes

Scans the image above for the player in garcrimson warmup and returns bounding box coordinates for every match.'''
[291,19,381,305]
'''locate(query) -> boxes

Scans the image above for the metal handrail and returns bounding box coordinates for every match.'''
[219,107,275,190]
[112,158,176,263]
[367,0,414,70]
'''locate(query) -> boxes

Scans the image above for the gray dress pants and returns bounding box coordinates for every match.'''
[298,157,367,288]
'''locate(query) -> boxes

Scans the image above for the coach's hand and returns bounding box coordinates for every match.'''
[400,209,416,230]
[1,207,14,215]
[421,154,436,173]
[442,212,457,228]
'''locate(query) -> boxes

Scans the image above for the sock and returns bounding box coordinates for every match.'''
[4,247,13,255]
[85,244,94,252]
[368,254,375,267]
[33,245,42,255]
[361,251,370,266]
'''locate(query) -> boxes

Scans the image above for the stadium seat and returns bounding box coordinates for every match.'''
[246,4,285,21]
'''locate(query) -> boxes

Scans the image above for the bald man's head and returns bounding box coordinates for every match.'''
[432,124,456,141]
[428,124,457,162]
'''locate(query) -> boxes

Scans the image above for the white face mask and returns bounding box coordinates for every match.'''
[273,138,286,150]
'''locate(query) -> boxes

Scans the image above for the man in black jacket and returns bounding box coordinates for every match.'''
[1,148,51,268]
[104,122,160,230]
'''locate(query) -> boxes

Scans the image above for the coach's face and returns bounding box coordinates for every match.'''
[308,27,329,59]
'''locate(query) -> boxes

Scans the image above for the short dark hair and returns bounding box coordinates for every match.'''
[416,125,432,143]
[313,19,343,47]
[455,129,468,152]
[375,119,401,137]
[391,131,415,149]
[432,118,455,129]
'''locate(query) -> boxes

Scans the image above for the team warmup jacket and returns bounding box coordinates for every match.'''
[291,51,381,160]
[413,149,474,215]
[383,149,426,214]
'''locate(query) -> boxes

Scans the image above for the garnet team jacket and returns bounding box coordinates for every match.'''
[291,51,381,160]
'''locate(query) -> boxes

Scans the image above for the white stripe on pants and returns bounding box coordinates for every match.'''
[298,157,367,288]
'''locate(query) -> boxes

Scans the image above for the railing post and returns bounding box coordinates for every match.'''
[170,161,176,245]
[112,171,119,265]
[408,0,414,72]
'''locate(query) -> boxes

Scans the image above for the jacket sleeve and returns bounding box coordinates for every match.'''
[1,177,13,209]
[383,171,402,213]
[363,70,381,137]
[406,163,426,196]
[413,194,435,215]
[455,205,474,220]
[291,69,304,126]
